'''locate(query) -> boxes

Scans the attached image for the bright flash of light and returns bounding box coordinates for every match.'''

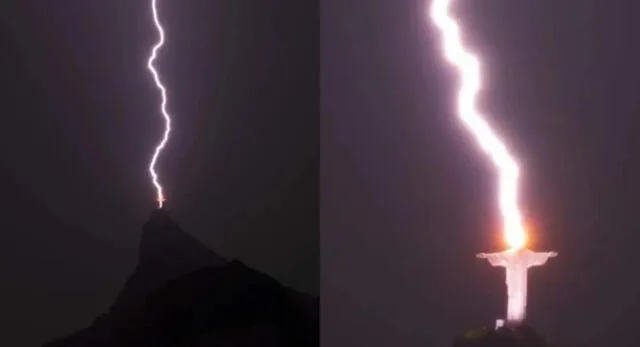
[147,0,172,209]
[430,0,526,250]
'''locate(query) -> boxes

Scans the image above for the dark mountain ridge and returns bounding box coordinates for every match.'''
[44,209,318,347]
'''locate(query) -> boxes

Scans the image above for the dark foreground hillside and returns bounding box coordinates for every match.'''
[44,209,319,347]
[453,324,583,347]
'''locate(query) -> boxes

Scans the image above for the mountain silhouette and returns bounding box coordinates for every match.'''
[43,209,319,347]
[0,165,135,347]
[453,324,548,347]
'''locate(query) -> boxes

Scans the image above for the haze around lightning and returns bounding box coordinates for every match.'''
[430,0,526,250]
[147,0,172,208]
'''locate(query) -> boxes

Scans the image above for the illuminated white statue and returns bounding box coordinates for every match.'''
[477,249,557,323]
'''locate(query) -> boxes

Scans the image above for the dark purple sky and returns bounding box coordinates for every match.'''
[322,0,640,346]
[0,1,317,346]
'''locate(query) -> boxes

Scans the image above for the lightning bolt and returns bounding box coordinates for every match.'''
[147,0,172,209]
[430,0,526,250]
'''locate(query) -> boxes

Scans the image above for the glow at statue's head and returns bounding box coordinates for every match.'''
[505,227,526,251]
[504,218,527,251]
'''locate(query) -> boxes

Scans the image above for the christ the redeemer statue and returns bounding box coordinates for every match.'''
[477,248,557,324]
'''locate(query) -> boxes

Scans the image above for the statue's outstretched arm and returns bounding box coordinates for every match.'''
[528,251,557,267]
[477,252,507,267]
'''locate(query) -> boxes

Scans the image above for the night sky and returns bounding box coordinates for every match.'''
[0,1,317,346]
[323,0,640,346]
